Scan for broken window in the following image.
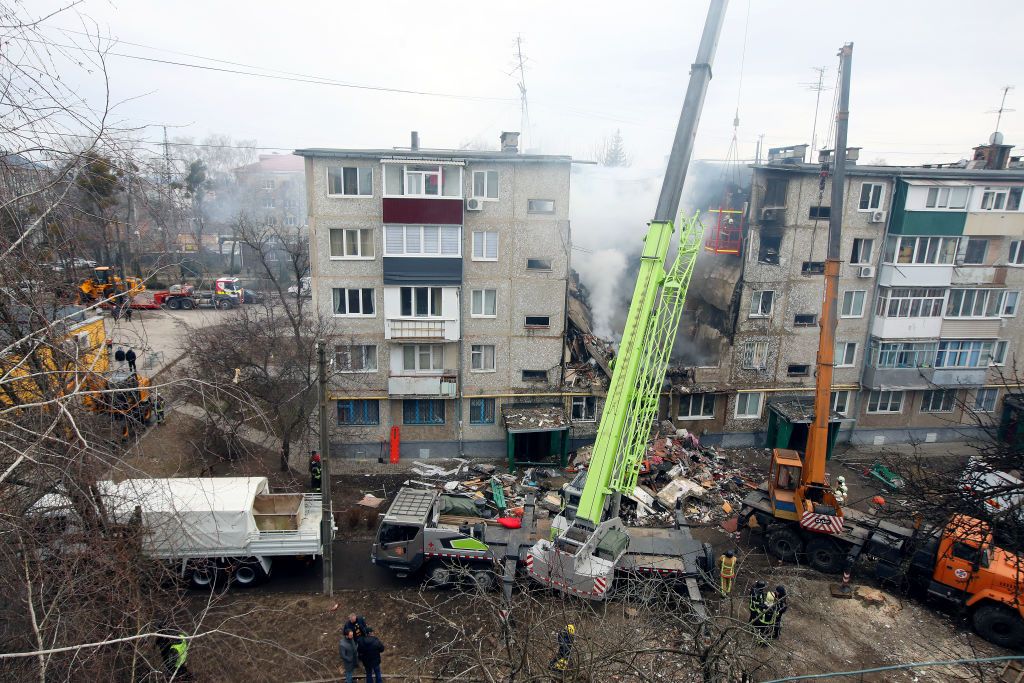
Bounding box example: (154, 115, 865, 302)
(763, 178, 788, 207)
(334, 345, 377, 372)
(378, 523, 419, 545)
(787, 364, 809, 377)
(570, 396, 597, 422)
(809, 206, 831, 220)
(758, 227, 782, 265)
(749, 290, 774, 318)
(801, 261, 825, 275)
(962, 238, 989, 265)
(741, 341, 768, 370)
(794, 313, 817, 326)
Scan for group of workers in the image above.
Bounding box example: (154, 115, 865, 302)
(338, 613, 386, 683)
(720, 550, 789, 644)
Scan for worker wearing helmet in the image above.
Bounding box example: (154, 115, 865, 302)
(719, 550, 737, 595)
(771, 585, 789, 640)
(550, 624, 575, 671)
(748, 580, 767, 624)
(834, 475, 849, 505)
(755, 589, 777, 645)
(309, 451, 322, 492)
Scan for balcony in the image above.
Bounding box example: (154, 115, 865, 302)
(862, 366, 934, 391)
(384, 317, 459, 341)
(388, 373, 457, 397)
(964, 211, 1024, 236)
(877, 263, 953, 288)
(932, 368, 988, 387)
(871, 316, 943, 339)
(940, 318, 1002, 339)
(951, 265, 1006, 286)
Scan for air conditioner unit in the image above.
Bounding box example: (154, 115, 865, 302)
(869, 210, 886, 223)
(858, 265, 876, 278)
(465, 197, 484, 211)
(760, 207, 778, 221)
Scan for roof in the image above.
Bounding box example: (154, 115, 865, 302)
(383, 487, 436, 525)
(294, 147, 571, 164)
(234, 153, 305, 174)
(752, 162, 1024, 182)
(767, 396, 842, 424)
(100, 477, 268, 514)
(502, 404, 570, 433)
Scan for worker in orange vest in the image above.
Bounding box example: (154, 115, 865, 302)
(719, 550, 737, 595)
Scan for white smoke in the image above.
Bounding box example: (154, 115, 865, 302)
(575, 248, 627, 338)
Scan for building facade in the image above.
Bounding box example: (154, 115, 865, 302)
(297, 133, 574, 459)
(672, 138, 1024, 446)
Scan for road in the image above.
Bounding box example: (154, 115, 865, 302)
(263, 540, 412, 594)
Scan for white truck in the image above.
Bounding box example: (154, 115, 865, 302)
(29, 477, 326, 588)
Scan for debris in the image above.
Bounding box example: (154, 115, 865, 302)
(539, 493, 562, 513)
(856, 587, 887, 606)
(358, 494, 385, 508)
(655, 477, 705, 510)
(720, 516, 739, 533)
(473, 463, 497, 476)
(721, 501, 732, 514)
(443, 481, 460, 492)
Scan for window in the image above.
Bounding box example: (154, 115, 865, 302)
(384, 164, 461, 198)
(528, 199, 555, 214)
(851, 238, 874, 265)
(678, 393, 715, 419)
(869, 341, 938, 369)
(867, 390, 904, 414)
(471, 289, 496, 317)
(522, 369, 547, 382)
(962, 239, 989, 265)
(571, 396, 597, 422)
(749, 290, 774, 318)
(735, 392, 763, 419)
(332, 288, 375, 316)
(329, 228, 374, 258)
(525, 315, 550, 328)
(858, 183, 884, 211)
(936, 340, 995, 369)
(469, 398, 495, 424)
(794, 314, 817, 326)
(285, 215, 297, 227)
(991, 340, 1009, 366)
(882, 235, 959, 265)
(841, 290, 866, 318)
(945, 289, 1012, 318)
(1009, 187, 1023, 211)
(337, 399, 380, 425)
(875, 287, 945, 318)
(472, 170, 499, 200)
(741, 341, 768, 370)
(787, 364, 809, 377)
(527, 258, 552, 271)
(263, 179, 275, 191)
(263, 197, 275, 209)
(763, 178, 788, 207)
(403, 399, 445, 424)
(472, 231, 499, 261)
(328, 167, 373, 196)
(402, 344, 444, 372)
(980, 187, 1009, 211)
(921, 389, 956, 413)
(809, 206, 831, 219)
(802, 261, 825, 275)
(835, 342, 857, 367)
(400, 287, 443, 317)
(384, 225, 461, 257)
(925, 186, 970, 209)
(471, 344, 495, 372)
(973, 388, 998, 413)
(758, 227, 783, 264)
(334, 345, 377, 372)
(1010, 241, 1024, 265)
(831, 391, 850, 416)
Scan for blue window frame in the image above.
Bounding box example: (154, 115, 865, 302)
(403, 399, 445, 425)
(469, 398, 495, 424)
(337, 400, 380, 425)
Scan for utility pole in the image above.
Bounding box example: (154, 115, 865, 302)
(317, 340, 334, 596)
(755, 133, 765, 164)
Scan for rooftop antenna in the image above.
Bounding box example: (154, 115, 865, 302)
(987, 85, 1015, 138)
(801, 66, 831, 163)
(511, 35, 530, 151)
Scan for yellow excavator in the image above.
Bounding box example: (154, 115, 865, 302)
(77, 266, 146, 305)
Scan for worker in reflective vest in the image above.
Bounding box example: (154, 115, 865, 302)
(719, 550, 737, 595)
(162, 633, 190, 679)
(748, 580, 767, 623)
(755, 590, 777, 645)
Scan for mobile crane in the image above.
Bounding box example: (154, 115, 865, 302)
(526, 0, 728, 601)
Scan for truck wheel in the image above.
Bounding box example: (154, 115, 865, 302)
(471, 569, 497, 592)
(232, 558, 268, 587)
(766, 527, 804, 563)
(167, 298, 181, 310)
(217, 299, 234, 310)
(426, 565, 451, 587)
(188, 563, 217, 589)
(972, 602, 1024, 648)
(180, 298, 195, 310)
(805, 537, 845, 573)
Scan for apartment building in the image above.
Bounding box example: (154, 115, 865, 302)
(296, 133, 573, 460)
(672, 136, 1024, 447)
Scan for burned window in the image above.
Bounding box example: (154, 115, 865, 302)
(802, 261, 825, 275)
(758, 227, 782, 265)
(809, 206, 831, 219)
(764, 178, 788, 207)
(787, 364, 810, 376)
(794, 314, 817, 326)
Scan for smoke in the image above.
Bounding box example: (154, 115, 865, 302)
(574, 248, 627, 337)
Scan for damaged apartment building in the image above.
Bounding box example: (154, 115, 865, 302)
(298, 133, 603, 463)
(668, 134, 1024, 447)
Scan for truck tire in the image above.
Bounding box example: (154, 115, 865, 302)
(167, 298, 182, 310)
(805, 537, 845, 574)
(426, 564, 452, 587)
(471, 569, 497, 592)
(187, 562, 217, 589)
(180, 298, 195, 310)
(766, 527, 804, 563)
(217, 299, 234, 310)
(972, 602, 1024, 649)
(232, 558, 268, 587)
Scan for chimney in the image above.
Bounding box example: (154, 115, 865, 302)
(972, 132, 1013, 170)
(500, 131, 520, 153)
(410, 131, 420, 151)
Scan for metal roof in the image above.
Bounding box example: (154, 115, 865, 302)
(294, 147, 571, 164)
(383, 488, 436, 525)
(502, 404, 570, 433)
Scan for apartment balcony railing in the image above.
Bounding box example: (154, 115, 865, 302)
(384, 318, 458, 341)
(387, 373, 458, 397)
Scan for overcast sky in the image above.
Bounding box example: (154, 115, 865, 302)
(33, 0, 1024, 168)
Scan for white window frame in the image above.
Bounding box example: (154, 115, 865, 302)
(973, 388, 998, 413)
(921, 389, 956, 414)
(470, 288, 497, 318)
(402, 344, 444, 372)
(936, 340, 995, 369)
(472, 231, 499, 261)
(285, 215, 297, 227)
(329, 228, 375, 260)
(925, 186, 970, 210)
(399, 286, 444, 318)
(331, 290, 376, 319)
(741, 341, 769, 370)
(980, 187, 1009, 211)
(677, 393, 716, 420)
(749, 290, 774, 318)
(835, 342, 857, 368)
(990, 340, 1009, 367)
(867, 390, 904, 414)
(470, 344, 496, 372)
(734, 392, 763, 419)
(383, 225, 461, 258)
(840, 290, 866, 318)
(327, 166, 373, 197)
(472, 170, 499, 201)
(875, 287, 946, 319)
(262, 197, 275, 210)
(334, 345, 377, 373)
(571, 396, 597, 422)
(831, 390, 850, 416)
(883, 235, 959, 265)
(858, 182, 884, 211)
(383, 163, 462, 199)
(945, 289, 1008, 319)
(527, 199, 556, 214)
(851, 238, 874, 265)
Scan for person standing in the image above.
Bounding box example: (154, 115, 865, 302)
(357, 627, 384, 683)
(549, 624, 575, 671)
(771, 585, 789, 640)
(309, 451, 322, 492)
(125, 348, 137, 373)
(747, 580, 767, 624)
(154, 392, 166, 425)
(123, 301, 133, 322)
(719, 550, 737, 595)
(338, 630, 359, 683)
(834, 476, 849, 505)
(755, 590, 776, 646)
(161, 632, 191, 680)
(342, 613, 368, 644)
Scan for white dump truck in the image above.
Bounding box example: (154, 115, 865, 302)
(29, 477, 326, 588)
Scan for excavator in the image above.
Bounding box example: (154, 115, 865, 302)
(526, 0, 728, 601)
(77, 266, 146, 306)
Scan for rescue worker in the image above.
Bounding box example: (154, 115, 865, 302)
(834, 475, 849, 505)
(125, 347, 137, 373)
(719, 550, 737, 595)
(771, 585, 789, 640)
(154, 393, 166, 425)
(549, 624, 575, 671)
(755, 589, 777, 646)
(310, 451, 322, 492)
(161, 632, 191, 679)
(747, 580, 767, 624)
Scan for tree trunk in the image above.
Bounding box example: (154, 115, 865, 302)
(280, 437, 290, 472)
